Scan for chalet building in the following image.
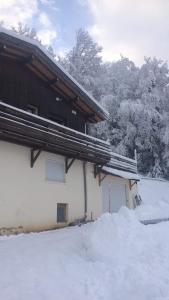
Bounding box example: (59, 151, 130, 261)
(0, 28, 139, 235)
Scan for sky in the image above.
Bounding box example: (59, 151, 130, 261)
(0, 0, 169, 65)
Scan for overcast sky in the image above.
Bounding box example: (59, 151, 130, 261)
(0, 0, 169, 65)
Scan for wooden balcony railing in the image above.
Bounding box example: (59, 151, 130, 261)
(107, 152, 137, 173)
(0, 101, 138, 174)
(0, 101, 111, 164)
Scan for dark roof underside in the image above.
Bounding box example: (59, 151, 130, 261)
(0, 28, 109, 123)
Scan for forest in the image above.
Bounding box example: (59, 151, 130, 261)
(59, 29, 169, 179)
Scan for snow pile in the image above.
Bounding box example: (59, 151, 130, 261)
(84, 209, 169, 299)
(135, 178, 169, 220)
(84, 207, 141, 262)
(138, 177, 169, 206)
(1, 208, 169, 299)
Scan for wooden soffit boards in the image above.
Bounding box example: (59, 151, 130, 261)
(0, 31, 107, 123)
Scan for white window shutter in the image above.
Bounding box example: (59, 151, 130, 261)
(46, 159, 65, 182)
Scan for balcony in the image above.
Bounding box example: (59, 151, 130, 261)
(0, 101, 111, 164)
(107, 152, 137, 174)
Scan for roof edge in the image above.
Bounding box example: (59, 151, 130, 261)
(0, 26, 109, 121)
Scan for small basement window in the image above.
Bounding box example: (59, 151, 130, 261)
(57, 203, 67, 223)
(26, 104, 38, 115)
(45, 159, 65, 182)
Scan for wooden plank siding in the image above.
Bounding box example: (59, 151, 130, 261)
(0, 57, 86, 133)
(0, 30, 109, 122)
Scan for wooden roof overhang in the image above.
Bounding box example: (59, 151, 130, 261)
(101, 168, 139, 179)
(94, 152, 138, 185)
(94, 151, 138, 185)
(97, 167, 139, 186)
(0, 28, 109, 123)
(0, 101, 111, 164)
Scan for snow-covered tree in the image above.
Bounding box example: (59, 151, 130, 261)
(58, 29, 103, 98)
(11, 23, 56, 58)
(60, 29, 169, 178)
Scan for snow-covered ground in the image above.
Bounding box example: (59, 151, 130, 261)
(1, 177, 169, 299)
(1, 208, 169, 300)
(135, 177, 169, 220)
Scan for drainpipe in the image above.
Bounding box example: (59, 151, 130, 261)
(83, 161, 87, 220)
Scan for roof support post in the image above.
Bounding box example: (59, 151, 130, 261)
(31, 148, 42, 168)
(65, 157, 76, 173)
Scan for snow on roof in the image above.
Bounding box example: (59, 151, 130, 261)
(0, 26, 109, 121)
(102, 166, 140, 180)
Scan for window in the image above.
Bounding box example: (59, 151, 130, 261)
(57, 203, 67, 222)
(45, 159, 65, 182)
(26, 104, 38, 115)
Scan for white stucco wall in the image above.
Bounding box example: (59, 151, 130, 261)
(0, 141, 102, 233)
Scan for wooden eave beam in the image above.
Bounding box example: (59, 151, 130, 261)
(47, 77, 59, 86)
(129, 180, 137, 190)
(84, 112, 97, 123)
(94, 164, 104, 178)
(0, 39, 102, 122)
(3, 44, 100, 122)
(71, 96, 79, 103)
(27, 63, 49, 81)
(99, 173, 107, 186)
(65, 157, 76, 173)
(25, 51, 100, 122)
(30, 148, 42, 168)
(0, 44, 6, 54)
(94, 164, 108, 185)
(25, 63, 69, 104)
(50, 84, 90, 117)
(69, 96, 96, 120)
(0, 43, 28, 61)
(20, 54, 34, 65)
(0, 40, 31, 56)
(0, 50, 22, 62)
(86, 113, 95, 119)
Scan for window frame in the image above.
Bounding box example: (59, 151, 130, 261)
(45, 158, 66, 183)
(57, 203, 68, 223)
